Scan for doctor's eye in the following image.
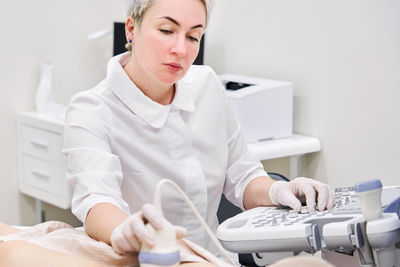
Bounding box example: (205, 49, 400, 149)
(187, 36, 199, 43)
(160, 29, 173, 34)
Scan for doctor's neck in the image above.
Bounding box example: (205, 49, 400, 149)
(123, 59, 176, 106)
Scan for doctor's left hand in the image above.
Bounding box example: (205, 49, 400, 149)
(269, 177, 335, 212)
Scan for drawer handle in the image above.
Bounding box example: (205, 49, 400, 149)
(32, 170, 50, 180)
(30, 139, 49, 149)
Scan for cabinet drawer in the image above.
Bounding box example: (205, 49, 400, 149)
(20, 125, 63, 164)
(21, 155, 67, 196)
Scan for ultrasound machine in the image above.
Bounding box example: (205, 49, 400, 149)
(218, 180, 400, 267)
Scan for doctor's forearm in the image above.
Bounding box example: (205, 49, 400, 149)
(243, 176, 276, 210)
(85, 203, 128, 245)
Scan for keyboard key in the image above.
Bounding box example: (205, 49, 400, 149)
(300, 206, 309, 214)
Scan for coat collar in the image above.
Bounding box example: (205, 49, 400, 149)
(106, 53, 195, 129)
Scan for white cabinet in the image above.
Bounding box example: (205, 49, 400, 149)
(18, 112, 71, 210)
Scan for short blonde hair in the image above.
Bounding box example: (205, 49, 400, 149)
(125, 0, 213, 28)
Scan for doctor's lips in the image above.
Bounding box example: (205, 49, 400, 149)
(164, 62, 183, 72)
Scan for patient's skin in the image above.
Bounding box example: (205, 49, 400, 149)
(0, 240, 107, 267)
(181, 264, 216, 267)
(0, 240, 216, 267)
(0, 222, 216, 267)
(0, 240, 217, 267)
(0, 221, 20, 235)
(271, 256, 335, 267)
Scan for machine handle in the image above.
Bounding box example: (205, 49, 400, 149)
(32, 170, 50, 180)
(30, 139, 49, 149)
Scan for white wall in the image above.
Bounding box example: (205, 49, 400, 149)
(0, 0, 126, 225)
(205, 0, 400, 187)
(1, 0, 399, 225)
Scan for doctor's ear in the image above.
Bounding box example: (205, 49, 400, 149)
(125, 17, 135, 51)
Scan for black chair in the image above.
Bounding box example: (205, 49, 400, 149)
(217, 172, 290, 267)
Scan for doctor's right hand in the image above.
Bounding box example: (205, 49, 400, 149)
(110, 203, 187, 254)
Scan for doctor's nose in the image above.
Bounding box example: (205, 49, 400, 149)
(170, 36, 187, 58)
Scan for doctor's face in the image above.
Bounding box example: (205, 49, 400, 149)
(131, 0, 206, 85)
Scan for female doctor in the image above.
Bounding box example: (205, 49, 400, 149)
(63, 0, 335, 263)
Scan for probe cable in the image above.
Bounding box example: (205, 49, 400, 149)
(153, 179, 235, 265)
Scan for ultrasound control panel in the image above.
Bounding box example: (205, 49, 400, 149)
(217, 186, 400, 254)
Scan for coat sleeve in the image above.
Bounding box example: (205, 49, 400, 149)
(63, 91, 130, 223)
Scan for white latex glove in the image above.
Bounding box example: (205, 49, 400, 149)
(269, 177, 335, 212)
(110, 203, 187, 254)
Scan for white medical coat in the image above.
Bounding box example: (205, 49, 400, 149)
(63, 53, 267, 257)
